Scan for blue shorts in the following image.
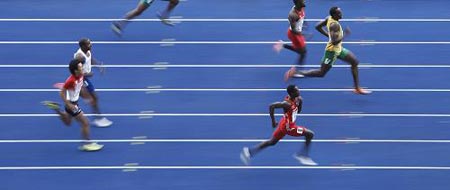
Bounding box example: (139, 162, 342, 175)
(83, 78, 95, 93)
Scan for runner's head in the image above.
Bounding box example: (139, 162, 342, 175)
(329, 6, 342, 20)
(287, 84, 300, 98)
(78, 38, 92, 52)
(74, 53, 86, 64)
(69, 59, 83, 76)
(293, 0, 306, 8)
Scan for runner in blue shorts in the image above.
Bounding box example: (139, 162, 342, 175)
(111, 0, 179, 36)
(75, 38, 113, 127)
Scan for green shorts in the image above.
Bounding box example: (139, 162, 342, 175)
(140, 0, 155, 6)
(321, 48, 350, 65)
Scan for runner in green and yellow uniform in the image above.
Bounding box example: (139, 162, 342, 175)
(285, 7, 371, 95)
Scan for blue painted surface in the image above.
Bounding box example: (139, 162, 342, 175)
(1, 0, 450, 189)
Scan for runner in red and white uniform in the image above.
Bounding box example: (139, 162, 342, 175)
(42, 59, 103, 151)
(274, 0, 308, 66)
(240, 85, 317, 165)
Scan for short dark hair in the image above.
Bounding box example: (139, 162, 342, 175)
(286, 84, 298, 96)
(293, 0, 304, 6)
(78, 38, 90, 47)
(69, 59, 81, 75)
(329, 6, 339, 16)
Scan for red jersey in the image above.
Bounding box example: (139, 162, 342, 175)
(63, 75, 84, 102)
(289, 6, 305, 32)
(283, 96, 300, 124)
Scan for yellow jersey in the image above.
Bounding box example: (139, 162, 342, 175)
(325, 17, 343, 53)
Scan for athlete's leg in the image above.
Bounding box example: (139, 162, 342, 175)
(338, 49, 371, 94)
(74, 112, 104, 151)
(112, 1, 152, 34)
(249, 137, 280, 156)
(292, 127, 317, 165)
(284, 45, 307, 65)
(157, 0, 179, 25)
(274, 31, 307, 65)
(299, 63, 331, 77)
(284, 50, 335, 81)
(240, 137, 279, 165)
(298, 128, 314, 156)
(240, 121, 286, 165)
(285, 31, 307, 65)
(160, 0, 179, 18)
(42, 101, 72, 126)
(74, 112, 91, 141)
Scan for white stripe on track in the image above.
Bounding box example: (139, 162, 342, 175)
(2, 88, 450, 92)
(1, 64, 450, 68)
(0, 139, 449, 143)
(0, 18, 450, 22)
(2, 113, 450, 117)
(0, 165, 449, 170)
(0, 41, 449, 45)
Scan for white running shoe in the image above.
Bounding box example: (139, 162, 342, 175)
(292, 73, 305, 78)
(157, 12, 175, 26)
(293, 155, 318, 166)
(79, 142, 104, 152)
(240, 147, 251, 165)
(93, 117, 113, 127)
(273, 40, 284, 53)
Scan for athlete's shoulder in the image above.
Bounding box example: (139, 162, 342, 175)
(65, 75, 75, 82)
(74, 48, 83, 58)
(288, 8, 299, 20)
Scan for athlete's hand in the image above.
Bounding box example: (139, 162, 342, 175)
(303, 21, 309, 29)
(98, 61, 106, 75)
(65, 103, 77, 112)
(344, 26, 351, 37)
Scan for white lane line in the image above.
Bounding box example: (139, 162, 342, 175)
(0, 165, 449, 170)
(1, 64, 450, 68)
(0, 139, 449, 143)
(0, 18, 449, 22)
(2, 88, 450, 92)
(2, 113, 450, 117)
(0, 41, 449, 45)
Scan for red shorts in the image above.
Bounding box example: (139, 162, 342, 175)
(287, 29, 306, 49)
(272, 117, 307, 140)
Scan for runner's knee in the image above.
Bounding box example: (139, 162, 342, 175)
(317, 71, 327, 77)
(304, 130, 314, 142)
(267, 139, 279, 146)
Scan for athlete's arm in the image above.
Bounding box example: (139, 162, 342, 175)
(288, 12, 300, 34)
(269, 101, 291, 128)
(315, 18, 329, 38)
(74, 52, 94, 77)
(83, 72, 94, 77)
(91, 57, 105, 74)
(297, 97, 303, 113)
(60, 88, 75, 111)
(329, 22, 343, 45)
